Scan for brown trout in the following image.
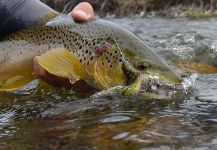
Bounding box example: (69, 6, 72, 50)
(0, 13, 182, 95)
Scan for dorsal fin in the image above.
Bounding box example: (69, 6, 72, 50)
(37, 12, 60, 26)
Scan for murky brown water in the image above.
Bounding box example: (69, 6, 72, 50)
(1, 18, 217, 150)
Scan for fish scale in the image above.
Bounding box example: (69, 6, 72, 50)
(0, 13, 126, 91)
(0, 13, 182, 93)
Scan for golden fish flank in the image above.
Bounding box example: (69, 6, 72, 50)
(0, 13, 182, 92)
(0, 14, 126, 91)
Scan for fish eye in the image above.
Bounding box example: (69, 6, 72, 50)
(136, 61, 153, 71)
(138, 64, 147, 70)
(137, 63, 147, 71)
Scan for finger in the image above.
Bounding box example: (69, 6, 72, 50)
(33, 56, 72, 89)
(68, 2, 94, 22)
(33, 56, 48, 78)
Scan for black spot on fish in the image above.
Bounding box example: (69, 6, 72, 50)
(107, 60, 111, 63)
(65, 45, 70, 50)
(79, 45, 82, 49)
(90, 56, 93, 61)
(80, 59, 82, 63)
(20, 51, 22, 55)
(119, 59, 122, 62)
(114, 51, 117, 53)
(110, 65, 112, 68)
(85, 50, 88, 54)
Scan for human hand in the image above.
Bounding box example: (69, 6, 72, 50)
(33, 2, 94, 89)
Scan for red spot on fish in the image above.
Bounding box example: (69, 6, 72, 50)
(94, 43, 112, 56)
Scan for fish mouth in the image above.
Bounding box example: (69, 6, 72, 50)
(123, 74, 186, 100)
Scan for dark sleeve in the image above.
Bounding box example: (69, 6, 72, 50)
(0, 0, 56, 37)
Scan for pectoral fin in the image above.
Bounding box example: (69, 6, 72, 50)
(37, 48, 90, 84)
(0, 75, 33, 91)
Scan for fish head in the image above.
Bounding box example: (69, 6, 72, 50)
(93, 19, 182, 84)
(133, 59, 181, 84)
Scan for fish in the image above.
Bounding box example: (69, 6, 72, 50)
(0, 12, 182, 96)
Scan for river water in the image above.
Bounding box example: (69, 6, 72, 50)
(0, 18, 217, 150)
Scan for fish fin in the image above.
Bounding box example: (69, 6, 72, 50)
(176, 61, 217, 73)
(37, 12, 59, 26)
(37, 48, 90, 83)
(93, 46, 126, 89)
(86, 17, 96, 22)
(0, 75, 33, 91)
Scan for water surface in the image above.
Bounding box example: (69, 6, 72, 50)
(1, 18, 217, 150)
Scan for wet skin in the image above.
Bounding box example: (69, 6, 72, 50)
(33, 2, 94, 89)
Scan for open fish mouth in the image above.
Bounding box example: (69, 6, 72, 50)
(123, 74, 190, 100)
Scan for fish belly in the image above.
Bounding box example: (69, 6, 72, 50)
(0, 40, 50, 91)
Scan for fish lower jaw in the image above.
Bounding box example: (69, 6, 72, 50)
(129, 75, 184, 99)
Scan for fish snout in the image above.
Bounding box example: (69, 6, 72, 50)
(135, 60, 182, 84)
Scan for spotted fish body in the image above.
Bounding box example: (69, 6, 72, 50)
(0, 13, 182, 93)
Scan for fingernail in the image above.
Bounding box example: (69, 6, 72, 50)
(75, 10, 88, 18)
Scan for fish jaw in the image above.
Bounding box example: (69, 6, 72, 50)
(121, 73, 144, 96)
(121, 73, 182, 100)
(120, 61, 183, 99)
